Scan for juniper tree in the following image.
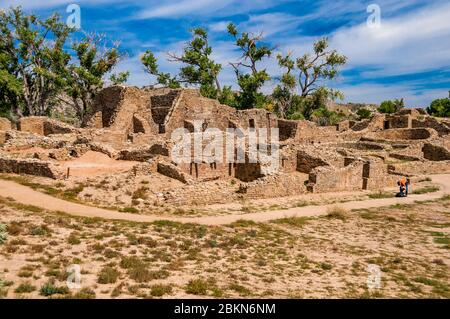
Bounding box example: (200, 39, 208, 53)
(0, 7, 72, 118)
(227, 23, 272, 109)
(274, 38, 347, 119)
(378, 98, 404, 114)
(65, 33, 127, 122)
(427, 92, 450, 117)
(167, 27, 222, 99)
(272, 53, 297, 118)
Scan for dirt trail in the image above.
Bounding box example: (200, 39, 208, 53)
(0, 174, 449, 225)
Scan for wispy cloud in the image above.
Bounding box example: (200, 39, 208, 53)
(136, 0, 235, 19)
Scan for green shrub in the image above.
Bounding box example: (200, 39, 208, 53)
(67, 233, 81, 245)
(378, 98, 404, 114)
(185, 278, 209, 295)
(40, 282, 69, 296)
(97, 267, 120, 284)
(427, 94, 450, 117)
(120, 256, 144, 269)
(73, 287, 96, 299)
(30, 225, 51, 236)
(15, 282, 36, 293)
(356, 108, 372, 119)
(150, 284, 173, 297)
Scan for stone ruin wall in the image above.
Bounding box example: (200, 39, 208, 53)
(17, 117, 76, 136)
(422, 143, 450, 161)
(0, 156, 64, 179)
(0, 118, 12, 131)
(1, 86, 450, 200)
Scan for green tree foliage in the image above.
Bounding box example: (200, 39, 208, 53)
(378, 98, 404, 114)
(272, 54, 296, 118)
(65, 33, 126, 122)
(356, 108, 372, 119)
(0, 7, 72, 118)
(427, 91, 450, 117)
(110, 71, 130, 85)
(0, 8, 127, 123)
(304, 87, 344, 125)
(274, 38, 346, 120)
(296, 38, 347, 98)
(227, 23, 272, 109)
(141, 50, 180, 89)
(168, 28, 222, 99)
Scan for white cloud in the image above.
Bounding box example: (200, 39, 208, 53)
(208, 21, 230, 33)
(136, 0, 235, 19)
(337, 82, 448, 108)
(330, 1, 450, 76)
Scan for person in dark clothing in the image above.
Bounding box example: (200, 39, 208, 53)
(405, 178, 410, 196)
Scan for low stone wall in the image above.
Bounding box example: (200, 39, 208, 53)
(0, 131, 6, 146)
(351, 114, 385, 132)
(278, 119, 299, 141)
(422, 143, 450, 161)
(161, 180, 237, 206)
(0, 156, 64, 179)
(118, 143, 169, 161)
(18, 117, 76, 136)
(157, 162, 193, 184)
(296, 150, 330, 173)
(308, 161, 365, 193)
(0, 117, 12, 131)
(392, 160, 450, 175)
(238, 173, 308, 199)
(385, 115, 412, 129)
(370, 128, 437, 141)
(412, 117, 450, 136)
(44, 119, 76, 135)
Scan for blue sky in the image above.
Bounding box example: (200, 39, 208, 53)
(2, 0, 450, 107)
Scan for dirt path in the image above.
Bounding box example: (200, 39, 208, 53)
(1, 174, 449, 225)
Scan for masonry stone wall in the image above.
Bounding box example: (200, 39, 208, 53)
(422, 143, 450, 161)
(296, 150, 330, 173)
(157, 161, 193, 184)
(385, 115, 412, 129)
(0, 117, 12, 131)
(412, 117, 450, 136)
(392, 160, 450, 175)
(351, 114, 385, 132)
(118, 143, 169, 161)
(308, 160, 365, 193)
(278, 120, 299, 141)
(18, 117, 76, 136)
(0, 155, 64, 179)
(370, 128, 436, 141)
(238, 173, 308, 199)
(18, 117, 46, 135)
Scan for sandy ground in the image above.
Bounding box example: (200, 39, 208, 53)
(59, 151, 138, 177)
(0, 174, 448, 225)
(0, 190, 448, 299)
